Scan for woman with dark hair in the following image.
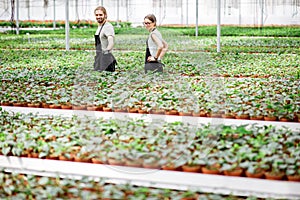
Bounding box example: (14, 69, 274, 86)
(144, 14, 168, 73)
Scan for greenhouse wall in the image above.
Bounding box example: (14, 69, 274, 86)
(0, 0, 299, 26)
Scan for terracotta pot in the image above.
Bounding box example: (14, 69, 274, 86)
(142, 163, 161, 169)
(107, 158, 125, 166)
(114, 108, 127, 113)
(125, 159, 143, 168)
(245, 170, 265, 179)
(224, 168, 243, 177)
(20, 153, 29, 158)
(264, 116, 278, 121)
(201, 166, 220, 175)
(28, 153, 39, 158)
(138, 109, 149, 114)
(74, 156, 91, 163)
(181, 196, 198, 200)
(49, 104, 61, 109)
(279, 117, 292, 122)
(96, 105, 103, 111)
(222, 114, 235, 119)
(87, 106, 98, 111)
(192, 112, 201, 117)
(91, 158, 107, 164)
(1, 102, 12, 106)
(150, 110, 165, 115)
(165, 110, 179, 115)
(250, 116, 264, 120)
(210, 113, 222, 118)
(182, 165, 201, 173)
(264, 171, 285, 180)
(61, 105, 72, 109)
(42, 103, 50, 108)
(192, 111, 206, 117)
(178, 112, 192, 116)
(179, 112, 193, 116)
(59, 155, 73, 161)
(127, 108, 138, 113)
(287, 175, 300, 182)
(162, 164, 182, 171)
(46, 155, 59, 160)
(27, 103, 40, 108)
(13, 102, 25, 107)
(235, 114, 250, 120)
(250, 74, 259, 78)
(72, 105, 86, 110)
(103, 107, 112, 112)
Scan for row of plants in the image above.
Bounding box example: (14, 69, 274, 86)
(1, 62, 299, 121)
(0, 20, 131, 28)
(2, 20, 299, 37)
(0, 171, 264, 200)
(0, 108, 299, 181)
(1, 27, 300, 54)
(177, 25, 300, 37)
(0, 50, 300, 79)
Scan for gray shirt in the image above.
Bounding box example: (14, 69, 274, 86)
(147, 29, 163, 57)
(95, 22, 115, 52)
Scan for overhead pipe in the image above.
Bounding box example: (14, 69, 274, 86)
(65, 0, 70, 51)
(16, 0, 19, 35)
(217, 0, 221, 53)
(53, 0, 56, 29)
(195, 0, 198, 37)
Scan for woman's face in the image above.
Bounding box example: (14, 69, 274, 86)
(143, 18, 155, 31)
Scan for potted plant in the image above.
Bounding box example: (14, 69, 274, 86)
(220, 151, 244, 177)
(148, 98, 165, 114)
(106, 148, 125, 166)
(263, 156, 287, 180)
(181, 151, 202, 173)
(248, 102, 264, 120)
(161, 149, 186, 171)
(221, 103, 236, 119)
(73, 146, 92, 163)
(285, 157, 300, 182)
(190, 96, 206, 117)
(142, 152, 162, 169)
(126, 96, 139, 113)
(201, 152, 221, 175)
(124, 149, 144, 168)
(59, 96, 72, 109)
(48, 99, 61, 109)
(242, 160, 269, 179)
(262, 100, 280, 121)
(277, 102, 296, 122)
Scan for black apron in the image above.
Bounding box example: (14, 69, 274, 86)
(144, 32, 164, 73)
(94, 24, 116, 72)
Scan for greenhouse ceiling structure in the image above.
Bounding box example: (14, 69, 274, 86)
(1, 0, 299, 25)
(2, 0, 299, 51)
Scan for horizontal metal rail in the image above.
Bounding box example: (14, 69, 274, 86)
(0, 156, 299, 199)
(1, 106, 300, 130)
(1, 106, 300, 199)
